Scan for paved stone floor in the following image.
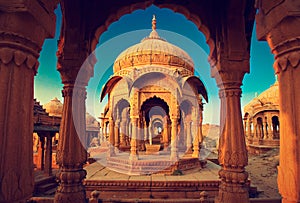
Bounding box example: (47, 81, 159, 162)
(84, 158, 221, 200)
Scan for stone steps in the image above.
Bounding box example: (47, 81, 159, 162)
(34, 174, 58, 197)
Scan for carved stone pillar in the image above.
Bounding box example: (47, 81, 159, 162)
(170, 117, 179, 161)
(214, 72, 249, 203)
(199, 110, 204, 144)
(54, 84, 88, 202)
(185, 121, 192, 153)
(263, 119, 268, 140)
(256, 1, 300, 201)
(44, 133, 54, 176)
(120, 121, 127, 147)
(275, 41, 300, 203)
(54, 42, 94, 203)
(114, 120, 120, 153)
(247, 119, 252, 138)
(163, 117, 169, 151)
(108, 117, 115, 156)
(192, 106, 200, 158)
(38, 136, 46, 170)
(129, 117, 139, 160)
(192, 121, 200, 158)
(267, 117, 273, 139)
(253, 120, 258, 139)
(104, 123, 107, 139)
(0, 2, 56, 202)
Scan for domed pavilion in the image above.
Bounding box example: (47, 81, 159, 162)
(243, 81, 280, 154)
(99, 16, 208, 174)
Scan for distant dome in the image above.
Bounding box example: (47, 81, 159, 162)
(44, 97, 63, 117)
(113, 16, 194, 74)
(244, 81, 279, 115)
(86, 112, 99, 131)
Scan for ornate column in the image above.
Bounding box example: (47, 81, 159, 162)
(129, 117, 139, 160)
(163, 117, 169, 151)
(0, 1, 57, 202)
(192, 107, 200, 158)
(256, 1, 300, 202)
(54, 25, 94, 202)
(263, 118, 268, 140)
(247, 119, 252, 138)
(120, 120, 127, 147)
(192, 121, 200, 158)
(253, 120, 258, 139)
(55, 84, 88, 202)
(103, 123, 107, 139)
(114, 120, 120, 153)
(185, 121, 192, 153)
(44, 132, 54, 176)
(38, 135, 46, 170)
(213, 70, 249, 203)
(199, 109, 204, 144)
(108, 117, 115, 156)
(267, 117, 273, 139)
(170, 117, 179, 161)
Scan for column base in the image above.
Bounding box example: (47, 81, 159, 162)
(215, 183, 249, 203)
(54, 191, 86, 203)
(192, 151, 199, 158)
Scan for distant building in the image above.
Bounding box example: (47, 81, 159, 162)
(243, 81, 280, 154)
(99, 16, 208, 162)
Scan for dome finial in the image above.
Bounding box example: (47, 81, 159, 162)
(152, 14, 156, 30)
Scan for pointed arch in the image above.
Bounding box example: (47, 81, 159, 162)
(100, 76, 132, 102)
(128, 72, 182, 97)
(182, 76, 208, 102)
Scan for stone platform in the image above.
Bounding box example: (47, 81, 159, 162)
(83, 160, 221, 201)
(106, 153, 202, 175)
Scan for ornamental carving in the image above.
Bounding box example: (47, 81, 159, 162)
(0, 47, 38, 72)
(274, 50, 300, 73)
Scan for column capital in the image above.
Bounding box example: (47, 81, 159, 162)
(0, 0, 57, 44)
(62, 85, 87, 98)
(219, 87, 242, 99)
(212, 66, 247, 88)
(256, 0, 300, 43)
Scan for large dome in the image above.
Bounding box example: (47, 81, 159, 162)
(244, 81, 279, 115)
(44, 97, 63, 117)
(113, 16, 194, 74)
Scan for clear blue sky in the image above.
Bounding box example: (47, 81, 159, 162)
(35, 5, 276, 124)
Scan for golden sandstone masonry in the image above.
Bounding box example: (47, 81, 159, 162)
(0, 1, 299, 203)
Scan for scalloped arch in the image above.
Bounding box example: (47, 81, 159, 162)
(90, 2, 216, 65)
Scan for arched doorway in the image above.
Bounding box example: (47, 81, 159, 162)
(141, 96, 170, 151)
